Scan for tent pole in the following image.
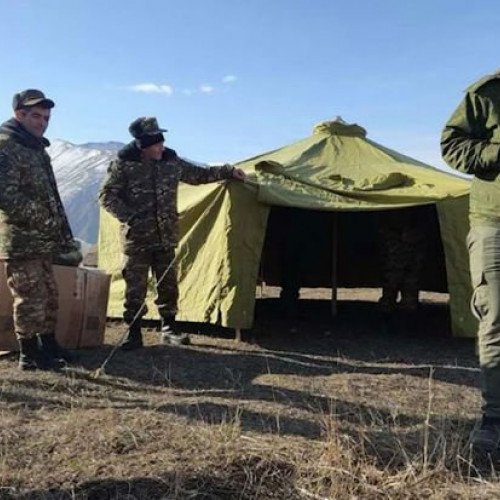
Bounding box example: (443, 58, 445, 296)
(331, 213, 338, 317)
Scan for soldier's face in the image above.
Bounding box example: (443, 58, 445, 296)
(15, 106, 51, 138)
(141, 141, 164, 161)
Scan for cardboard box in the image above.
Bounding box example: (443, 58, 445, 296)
(0, 264, 111, 351)
(80, 267, 111, 348)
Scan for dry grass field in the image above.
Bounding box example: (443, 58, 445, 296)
(0, 288, 498, 499)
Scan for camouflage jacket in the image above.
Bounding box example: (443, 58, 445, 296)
(99, 142, 234, 253)
(0, 119, 75, 260)
(441, 72, 500, 223)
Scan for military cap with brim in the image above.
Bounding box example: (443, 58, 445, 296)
(129, 117, 167, 139)
(12, 89, 55, 110)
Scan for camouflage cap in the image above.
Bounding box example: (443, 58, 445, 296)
(13, 89, 55, 110)
(129, 117, 168, 139)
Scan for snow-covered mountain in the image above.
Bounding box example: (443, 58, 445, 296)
(79, 141, 124, 152)
(48, 139, 122, 244)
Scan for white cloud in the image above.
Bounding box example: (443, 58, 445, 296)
(126, 78, 234, 97)
(128, 83, 173, 95)
(199, 85, 215, 94)
(222, 74, 237, 84)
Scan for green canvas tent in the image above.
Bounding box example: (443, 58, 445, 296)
(98, 118, 474, 337)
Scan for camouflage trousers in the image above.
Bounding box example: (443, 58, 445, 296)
(468, 224, 500, 418)
(4, 257, 58, 339)
(122, 248, 177, 324)
(378, 231, 426, 311)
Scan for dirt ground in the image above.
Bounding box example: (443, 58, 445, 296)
(1, 288, 496, 499)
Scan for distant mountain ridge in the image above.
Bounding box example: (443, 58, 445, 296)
(79, 141, 125, 152)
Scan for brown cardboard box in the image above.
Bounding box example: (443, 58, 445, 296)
(0, 264, 110, 351)
(0, 265, 17, 352)
(80, 267, 111, 348)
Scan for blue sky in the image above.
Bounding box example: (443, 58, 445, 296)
(1, 0, 499, 167)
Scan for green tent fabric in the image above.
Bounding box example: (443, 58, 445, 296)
(98, 118, 474, 337)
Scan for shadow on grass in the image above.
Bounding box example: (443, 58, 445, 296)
(7, 456, 298, 499)
(77, 328, 478, 395)
(157, 400, 323, 439)
(252, 298, 474, 359)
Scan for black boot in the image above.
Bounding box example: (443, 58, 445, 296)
(18, 336, 63, 372)
(121, 322, 143, 350)
(160, 317, 190, 346)
(38, 333, 76, 364)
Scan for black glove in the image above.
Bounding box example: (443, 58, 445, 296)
(53, 239, 83, 267)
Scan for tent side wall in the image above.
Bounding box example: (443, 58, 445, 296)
(437, 196, 477, 337)
(215, 183, 269, 328)
(97, 208, 126, 319)
(176, 182, 268, 329)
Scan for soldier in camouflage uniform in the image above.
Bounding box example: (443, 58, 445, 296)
(99, 117, 245, 349)
(442, 70, 500, 453)
(0, 89, 82, 371)
(377, 208, 427, 313)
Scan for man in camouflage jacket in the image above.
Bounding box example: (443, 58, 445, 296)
(99, 117, 245, 348)
(442, 70, 500, 453)
(0, 89, 81, 371)
(376, 207, 428, 314)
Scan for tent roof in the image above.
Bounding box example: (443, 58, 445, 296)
(231, 117, 469, 211)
